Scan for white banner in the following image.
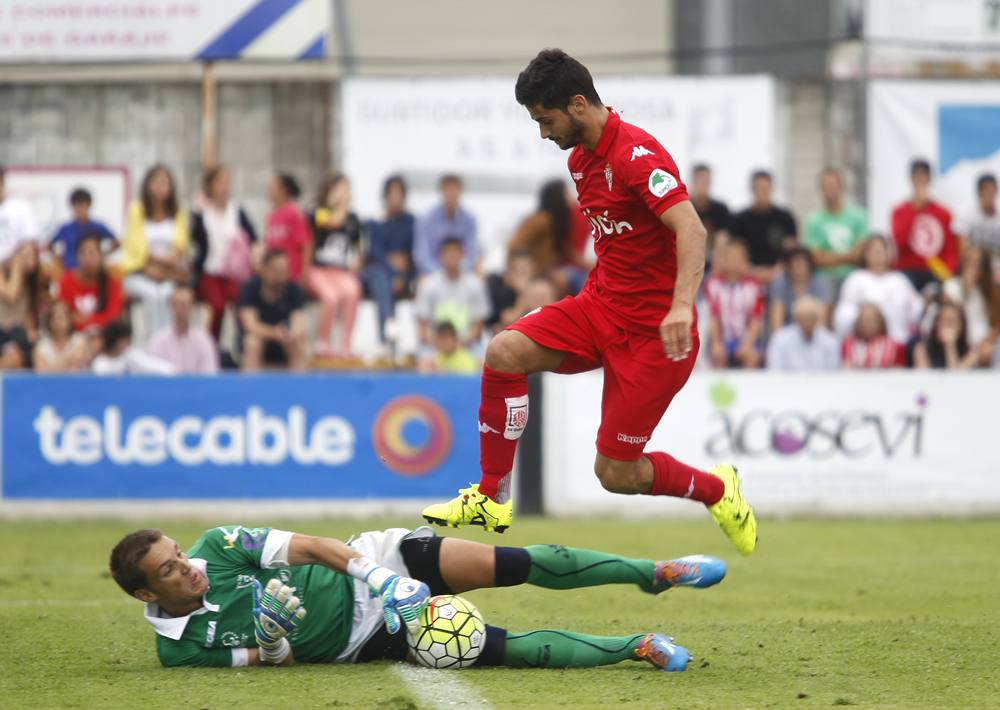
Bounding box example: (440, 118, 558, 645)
(4, 166, 129, 239)
(342, 76, 775, 271)
(0, 0, 329, 61)
(543, 371, 1000, 516)
(868, 80, 1000, 236)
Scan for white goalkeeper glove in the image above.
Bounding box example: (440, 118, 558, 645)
(347, 557, 430, 635)
(251, 578, 307, 664)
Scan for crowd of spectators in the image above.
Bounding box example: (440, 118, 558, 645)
(0, 155, 997, 377)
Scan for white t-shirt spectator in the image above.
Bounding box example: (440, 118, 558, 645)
(833, 270, 924, 344)
(414, 271, 490, 340)
(0, 195, 41, 262)
(148, 324, 219, 374)
(942, 277, 991, 345)
(766, 324, 840, 371)
(954, 205, 1000, 278)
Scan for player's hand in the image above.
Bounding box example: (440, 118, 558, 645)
(659, 305, 693, 362)
(251, 578, 307, 649)
(377, 574, 430, 635)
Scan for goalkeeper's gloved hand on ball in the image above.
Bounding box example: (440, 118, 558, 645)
(377, 574, 431, 635)
(251, 577, 307, 664)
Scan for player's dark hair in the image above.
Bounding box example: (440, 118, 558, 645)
(538, 179, 571, 258)
(110, 529, 163, 596)
(977, 173, 997, 193)
(101, 320, 132, 353)
(434, 320, 458, 338)
(750, 169, 772, 184)
(692, 164, 711, 175)
(515, 48, 601, 110)
(910, 159, 932, 177)
(69, 187, 92, 206)
(75, 232, 110, 312)
(439, 174, 462, 189)
(276, 172, 301, 200)
(140, 164, 178, 219)
(439, 236, 464, 253)
(262, 248, 289, 266)
(383, 174, 407, 199)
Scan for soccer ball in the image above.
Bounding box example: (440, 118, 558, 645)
(408, 594, 486, 669)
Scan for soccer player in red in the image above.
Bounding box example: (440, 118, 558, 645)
(422, 49, 757, 555)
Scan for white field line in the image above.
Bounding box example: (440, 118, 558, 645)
(392, 663, 493, 709)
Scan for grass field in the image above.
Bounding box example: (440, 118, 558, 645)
(3, 516, 999, 709)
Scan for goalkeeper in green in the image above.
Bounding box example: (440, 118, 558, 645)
(110, 525, 727, 672)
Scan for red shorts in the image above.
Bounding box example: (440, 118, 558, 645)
(508, 291, 698, 461)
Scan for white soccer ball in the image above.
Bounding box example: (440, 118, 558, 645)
(408, 594, 486, 670)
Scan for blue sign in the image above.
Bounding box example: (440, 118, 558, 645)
(1, 374, 478, 499)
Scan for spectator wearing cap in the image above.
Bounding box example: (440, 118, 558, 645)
(805, 167, 867, 292)
(148, 285, 218, 374)
(121, 164, 189, 337)
(92, 320, 175, 375)
(414, 175, 478, 276)
(768, 247, 831, 334)
(834, 236, 924, 345)
(238, 249, 307, 372)
(362, 175, 416, 345)
(704, 239, 764, 369)
(0, 165, 42, 264)
(766, 296, 840, 371)
(50, 187, 117, 271)
(890, 159, 959, 291)
(841, 303, 904, 369)
(33, 300, 89, 373)
(728, 170, 798, 284)
(191, 164, 257, 341)
(414, 237, 490, 360)
(689, 164, 731, 275)
(265, 172, 311, 284)
(57, 232, 124, 332)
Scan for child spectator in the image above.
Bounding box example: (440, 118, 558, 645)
(362, 175, 415, 345)
(768, 247, 831, 333)
(50, 188, 117, 270)
(913, 302, 980, 370)
(148, 285, 218, 374)
(890, 159, 959, 291)
(414, 175, 478, 276)
(307, 174, 363, 359)
(191, 164, 257, 341)
(766, 296, 839, 371)
(728, 170, 798, 284)
(414, 237, 490, 353)
(33, 300, 89, 373)
(0, 243, 40, 369)
(121, 165, 189, 337)
(942, 246, 995, 348)
(58, 233, 124, 332)
(841, 303, 904, 369)
(705, 239, 764, 369)
(238, 250, 307, 372)
(834, 236, 924, 345)
(423, 321, 479, 374)
(92, 320, 175, 375)
(805, 167, 867, 290)
(265, 173, 311, 284)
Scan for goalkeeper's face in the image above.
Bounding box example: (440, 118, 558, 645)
(137, 536, 210, 605)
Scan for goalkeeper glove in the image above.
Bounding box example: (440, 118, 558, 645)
(347, 556, 430, 635)
(251, 577, 307, 664)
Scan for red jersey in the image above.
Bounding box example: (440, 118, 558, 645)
(57, 270, 124, 331)
(890, 200, 959, 276)
(569, 108, 689, 334)
(266, 203, 311, 280)
(704, 274, 764, 343)
(841, 334, 904, 369)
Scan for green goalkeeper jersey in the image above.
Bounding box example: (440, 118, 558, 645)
(145, 526, 354, 667)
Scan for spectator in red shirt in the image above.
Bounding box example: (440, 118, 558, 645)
(57, 233, 124, 332)
(841, 303, 904, 369)
(265, 173, 311, 283)
(705, 239, 764, 369)
(890, 159, 959, 292)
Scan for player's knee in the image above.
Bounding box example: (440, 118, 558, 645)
(484, 331, 522, 373)
(594, 458, 644, 494)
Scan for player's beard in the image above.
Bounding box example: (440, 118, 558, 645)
(560, 114, 585, 150)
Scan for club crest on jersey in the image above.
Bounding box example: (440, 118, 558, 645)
(604, 163, 613, 191)
(648, 168, 678, 198)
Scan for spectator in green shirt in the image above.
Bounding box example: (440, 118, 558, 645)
(805, 168, 867, 289)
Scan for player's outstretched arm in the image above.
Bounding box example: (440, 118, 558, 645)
(659, 201, 707, 362)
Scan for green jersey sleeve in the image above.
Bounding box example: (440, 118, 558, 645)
(156, 636, 241, 668)
(188, 526, 291, 570)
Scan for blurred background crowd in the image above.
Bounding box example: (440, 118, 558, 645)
(0, 155, 997, 376)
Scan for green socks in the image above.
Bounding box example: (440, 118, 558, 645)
(502, 629, 645, 668)
(525, 544, 656, 593)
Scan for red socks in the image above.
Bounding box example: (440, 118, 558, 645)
(477, 367, 528, 503)
(645, 451, 724, 506)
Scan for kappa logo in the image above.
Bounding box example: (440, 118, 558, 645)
(648, 168, 678, 198)
(630, 145, 654, 161)
(478, 421, 500, 435)
(616, 432, 649, 445)
(571, 171, 584, 181)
